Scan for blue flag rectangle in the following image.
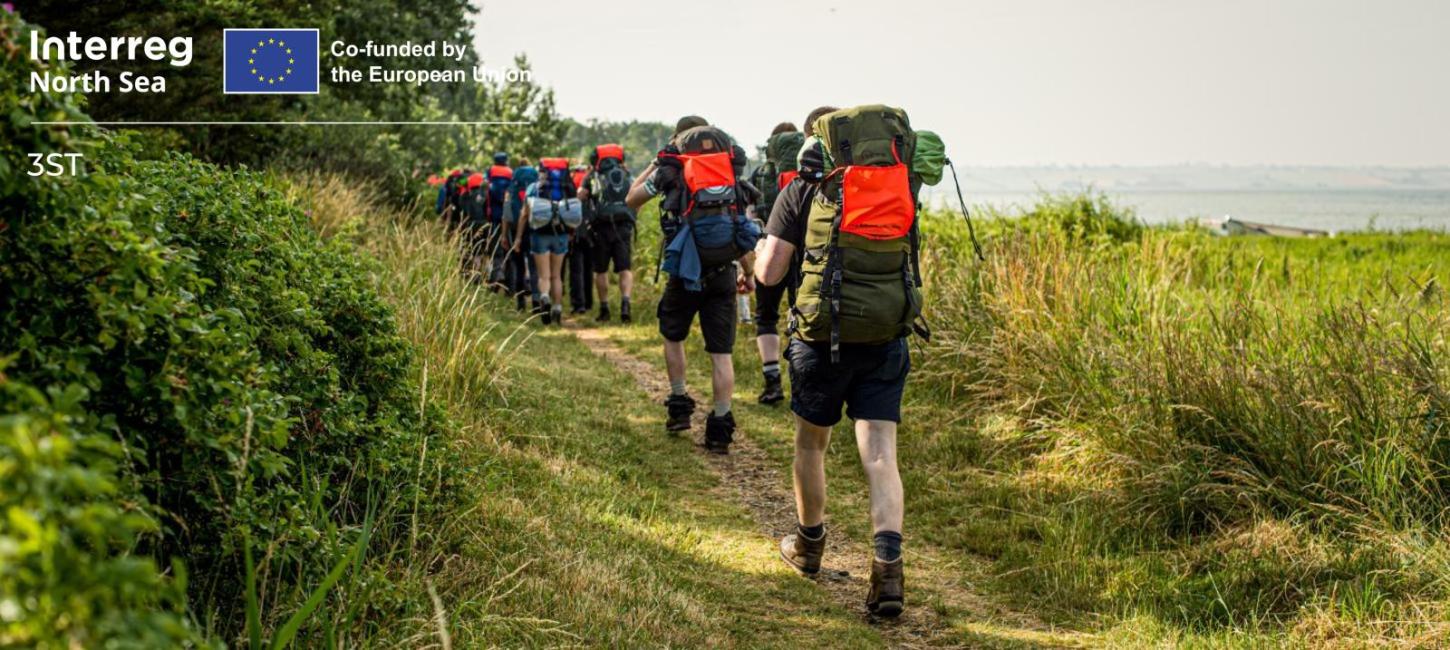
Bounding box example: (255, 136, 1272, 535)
(223, 29, 319, 94)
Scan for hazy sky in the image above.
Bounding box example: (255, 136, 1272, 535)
(472, 0, 1449, 166)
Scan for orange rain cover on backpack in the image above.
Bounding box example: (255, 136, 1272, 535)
(466, 172, 485, 189)
(487, 164, 513, 180)
(840, 163, 913, 240)
(539, 157, 570, 171)
(777, 170, 799, 190)
(681, 151, 736, 211)
(594, 144, 624, 168)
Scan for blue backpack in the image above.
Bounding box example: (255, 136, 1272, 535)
(537, 158, 575, 201)
(508, 165, 539, 224)
(485, 164, 513, 223)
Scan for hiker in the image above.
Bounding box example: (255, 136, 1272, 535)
(566, 164, 596, 315)
(484, 153, 515, 291)
(506, 158, 541, 312)
(747, 122, 807, 405)
(436, 168, 462, 219)
(756, 105, 930, 618)
(626, 116, 762, 453)
(516, 157, 582, 325)
(578, 143, 636, 323)
(461, 169, 490, 280)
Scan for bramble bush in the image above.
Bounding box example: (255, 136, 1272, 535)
(2, 12, 455, 646)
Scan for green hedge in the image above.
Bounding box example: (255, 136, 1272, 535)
(2, 12, 453, 646)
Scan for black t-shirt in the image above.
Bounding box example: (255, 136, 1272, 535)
(765, 179, 815, 248)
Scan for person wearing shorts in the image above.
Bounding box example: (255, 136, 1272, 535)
(516, 181, 571, 325)
(753, 106, 910, 618)
(625, 116, 759, 453)
(589, 218, 634, 322)
(579, 154, 637, 323)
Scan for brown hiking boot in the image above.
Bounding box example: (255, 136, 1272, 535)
(779, 530, 826, 575)
(866, 557, 904, 617)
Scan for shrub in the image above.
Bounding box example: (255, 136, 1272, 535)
(2, 12, 453, 645)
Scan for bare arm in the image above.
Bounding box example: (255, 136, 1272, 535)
(754, 235, 796, 287)
(514, 204, 528, 249)
(625, 162, 657, 210)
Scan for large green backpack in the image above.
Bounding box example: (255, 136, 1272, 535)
(751, 131, 806, 217)
(788, 105, 926, 360)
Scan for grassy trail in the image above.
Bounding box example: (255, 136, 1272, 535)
(563, 320, 1091, 648)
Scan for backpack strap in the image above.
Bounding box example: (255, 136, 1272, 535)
(784, 185, 815, 341)
(947, 159, 986, 262)
(821, 179, 847, 364)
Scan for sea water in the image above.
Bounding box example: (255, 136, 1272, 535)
(948, 190, 1450, 233)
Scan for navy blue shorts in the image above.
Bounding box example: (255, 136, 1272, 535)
(787, 337, 910, 427)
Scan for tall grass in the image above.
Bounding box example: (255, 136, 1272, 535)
(912, 194, 1450, 639)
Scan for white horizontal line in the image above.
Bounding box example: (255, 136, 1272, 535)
(34, 121, 533, 126)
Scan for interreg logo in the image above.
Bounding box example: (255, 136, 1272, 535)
(223, 29, 319, 94)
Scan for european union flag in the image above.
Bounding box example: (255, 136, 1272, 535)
(223, 29, 319, 94)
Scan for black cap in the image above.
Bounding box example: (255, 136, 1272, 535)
(674, 115, 708, 135)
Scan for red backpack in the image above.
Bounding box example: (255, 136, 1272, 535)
(665, 126, 740, 217)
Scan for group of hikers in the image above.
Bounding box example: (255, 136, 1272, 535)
(435, 147, 637, 326)
(436, 105, 956, 619)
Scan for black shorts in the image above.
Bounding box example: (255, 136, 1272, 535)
(754, 279, 787, 337)
(657, 266, 737, 354)
(787, 337, 910, 427)
(590, 220, 634, 274)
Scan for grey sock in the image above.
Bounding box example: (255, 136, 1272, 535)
(670, 379, 687, 396)
(713, 401, 731, 417)
(874, 531, 902, 563)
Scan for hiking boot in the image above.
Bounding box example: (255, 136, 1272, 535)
(550, 304, 563, 326)
(866, 557, 905, 618)
(664, 394, 695, 434)
(779, 529, 826, 575)
(597, 305, 611, 323)
(620, 300, 632, 323)
(704, 411, 735, 454)
(539, 298, 553, 325)
(571, 305, 588, 315)
(757, 374, 784, 405)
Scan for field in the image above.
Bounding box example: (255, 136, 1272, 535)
(7, 8, 1450, 644)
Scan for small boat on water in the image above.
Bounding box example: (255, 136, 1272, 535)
(1201, 217, 1333, 238)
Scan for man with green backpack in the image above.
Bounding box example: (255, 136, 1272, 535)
(748, 121, 808, 405)
(755, 105, 948, 618)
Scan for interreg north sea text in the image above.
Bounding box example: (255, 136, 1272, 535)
(29, 31, 192, 93)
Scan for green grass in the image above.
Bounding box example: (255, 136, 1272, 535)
(596, 195, 1450, 646)
(296, 176, 885, 647)
(302, 180, 1450, 646)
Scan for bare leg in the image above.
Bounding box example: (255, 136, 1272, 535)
(709, 352, 734, 413)
(793, 415, 832, 527)
(756, 333, 780, 366)
(664, 339, 687, 386)
(620, 269, 634, 301)
(532, 253, 551, 301)
(548, 253, 565, 305)
(855, 419, 903, 534)
(594, 271, 610, 305)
